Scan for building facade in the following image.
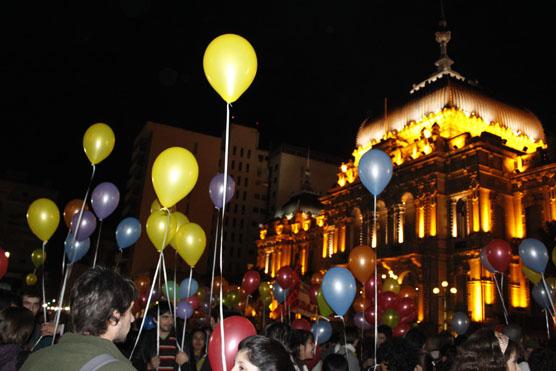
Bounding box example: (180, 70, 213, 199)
(256, 24, 556, 328)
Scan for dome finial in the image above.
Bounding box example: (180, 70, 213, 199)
(434, 0, 454, 72)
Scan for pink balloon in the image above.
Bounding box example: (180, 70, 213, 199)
(208, 316, 256, 371)
(185, 295, 200, 310)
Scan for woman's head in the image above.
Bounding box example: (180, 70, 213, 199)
(232, 335, 295, 371)
(264, 322, 293, 352)
(291, 329, 315, 361)
(0, 307, 35, 345)
(451, 328, 508, 371)
(191, 328, 207, 354)
(322, 353, 348, 371)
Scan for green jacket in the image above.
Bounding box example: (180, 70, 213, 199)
(21, 332, 136, 371)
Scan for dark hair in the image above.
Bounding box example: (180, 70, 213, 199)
(147, 300, 172, 318)
(290, 329, 315, 360)
(450, 328, 506, 371)
(338, 326, 359, 345)
(188, 328, 208, 367)
(264, 322, 293, 352)
(237, 335, 295, 371)
(0, 307, 35, 345)
(70, 266, 136, 336)
(529, 347, 556, 371)
(378, 324, 393, 338)
(0, 289, 21, 311)
(322, 353, 348, 371)
(377, 337, 418, 371)
(19, 286, 41, 301)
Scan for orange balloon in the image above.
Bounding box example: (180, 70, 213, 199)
(310, 271, 324, 287)
(352, 295, 368, 313)
(134, 275, 151, 292)
(63, 199, 89, 229)
(399, 285, 418, 300)
(213, 276, 229, 294)
(348, 245, 376, 283)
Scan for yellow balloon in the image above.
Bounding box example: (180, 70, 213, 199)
(175, 223, 206, 268)
(545, 277, 556, 292)
(26, 272, 38, 286)
(31, 249, 46, 268)
(146, 210, 177, 251)
(382, 277, 401, 294)
(152, 147, 199, 208)
(170, 212, 190, 249)
(552, 247, 556, 267)
(83, 123, 115, 165)
(203, 34, 258, 103)
(521, 265, 541, 284)
(150, 199, 162, 214)
(27, 198, 60, 242)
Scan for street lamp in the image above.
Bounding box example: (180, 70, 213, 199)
(433, 281, 458, 331)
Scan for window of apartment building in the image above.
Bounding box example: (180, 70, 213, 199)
(253, 207, 258, 213)
(224, 231, 227, 240)
(254, 193, 260, 200)
(233, 146, 237, 155)
(247, 149, 251, 159)
(237, 176, 241, 186)
(243, 191, 247, 201)
(240, 219, 244, 228)
(246, 164, 250, 173)
(242, 205, 246, 214)
(232, 218, 236, 227)
(225, 216, 229, 226)
(231, 160, 235, 170)
(239, 162, 242, 171)
(234, 204, 238, 213)
(258, 154, 264, 162)
(240, 148, 244, 157)
(261, 194, 267, 201)
(244, 178, 248, 187)
(274, 163, 278, 171)
(239, 233, 243, 243)
(231, 233, 235, 242)
(257, 169, 262, 177)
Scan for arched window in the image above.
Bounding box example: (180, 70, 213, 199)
(375, 200, 388, 247)
(456, 198, 468, 238)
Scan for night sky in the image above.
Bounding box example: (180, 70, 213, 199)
(3, 1, 555, 201)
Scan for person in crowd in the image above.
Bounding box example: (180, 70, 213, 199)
(375, 337, 419, 371)
(0, 307, 35, 371)
(21, 266, 137, 370)
(528, 346, 556, 371)
(132, 301, 188, 370)
(450, 328, 517, 371)
(264, 321, 294, 353)
(184, 328, 211, 371)
(290, 329, 316, 371)
(404, 328, 427, 370)
(377, 325, 392, 347)
(20, 286, 55, 350)
(334, 327, 360, 371)
(322, 353, 349, 371)
(0, 289, 21, 311)
(232, 335, 295, 371)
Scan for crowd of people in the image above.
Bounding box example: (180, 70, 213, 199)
(1, 266, 556, 371)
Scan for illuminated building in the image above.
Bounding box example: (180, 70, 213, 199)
(256, 20, 555, 326)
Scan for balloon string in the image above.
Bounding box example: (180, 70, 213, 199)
(373, 194, 378, 369)
(41, 241, 48, 324)
(113, 249, 123, 272)
(209, 207, 221, 319)
(492, 273, 509, 325)
(52, 164, 96, 344)
(245, 295, 250, 316)
(541, 275, 556, 316)
(337, 315, 350, 371)
(546, 309, 551, 340)
(181, 268, 194, 351)
(161, 252, 176, 341)
(130, 253, 162, 358)
(174, 250, 178, 336)
(216, 103, 231, 371)
(92, 220, 103, 268)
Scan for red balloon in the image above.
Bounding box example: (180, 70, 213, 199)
(400, 310, 418, 324)
(353, 296, 368, 313)
(378, 291, 398, 309)
(276, 266, 294, 288)
(186, 294, 200, 310)
(309, 287, 318, 305)
(393, 298, 417, 317)
(134, 275, 151, 293)
(364, 304, 384, 324)
(291, 318, 312, 332)
(208, 316, 256, 371)
(241, 270, 261, 295)
(486, 239, 512, 272)
(137, 292, 149, 308)
(364, 277, 382, 298)
(311, 271, 324, 287)
(0, 248, 8, 280)
(393, 322, 411, 337)
(399, 285, 417, 300)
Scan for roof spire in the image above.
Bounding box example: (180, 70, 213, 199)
(301, 147, 313, 192)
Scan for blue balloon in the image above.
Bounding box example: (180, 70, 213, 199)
(450, 312, 470, 335)
(357, 149, 393, 196)
(532, 282, 553, 309)
(272, 282, 289, 304)
(176, 300, 193, 319)
(115, 217, 142, 250)
(144, 315, 156, 330)
(480, 247, 496, 273)
(519, 238, 549, 273)
(312, 320, 332, 344)
(64, 233, 91, 263)
(179, 278, 199, 299)
(321, 267, 356, 316)
(209, 173, 236, 209)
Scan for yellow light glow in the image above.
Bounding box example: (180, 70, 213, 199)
(337, 175, 346, 187)
(275, 224, 283, 235)
(480, 188, 491, 232)
(450, 287, 458, 294)
(484, 280, 495, 305)
(472, 197, 480, 232)
(341, 164, 348, 172)
(450, 200, 458, 238)
(322, 232, 328, 258)
(291, 223, 300, 234)
(381, 274, 387, 279)
(316, 215, 325, 228)
(5, 251, 10, 258)
(468, 258, 484, 322)
(301, 248, 307, 275)
(441, 281, 448, 288)
(551, 196, 556, 221)
(433, 287, 440, 294)
(260, 229, 267, 240)
(430, 202, 437, 237)
(514, 194, 524, 238)
(418, 206, 425, 238)
(340, 225, 346, 253)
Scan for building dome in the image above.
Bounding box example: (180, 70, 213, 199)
(356, 78, 545, 149)
(275, 190, 323, 219)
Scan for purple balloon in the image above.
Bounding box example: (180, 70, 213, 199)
(353, 312, 372, 330)
(480, 247, 496, 273)
(71, 210, 97, 241)
(176, 300, 193, 320)
(209, 173, 235, 209)
(91, 182, 120, 220)
(199, 300, 211, 314)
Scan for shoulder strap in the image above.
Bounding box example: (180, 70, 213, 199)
(79, 353, 118, 371)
